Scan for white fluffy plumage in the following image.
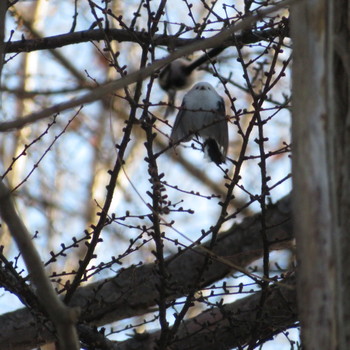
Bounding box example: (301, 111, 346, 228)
(171, 82, 228, 165)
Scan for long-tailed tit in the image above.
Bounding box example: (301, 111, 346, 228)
(159, 47, 228, 116)
(159, 59, 193, 91)
(171, 82, 228, 165)
(159, 59, 194, 116)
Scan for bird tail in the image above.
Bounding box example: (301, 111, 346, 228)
(165, 90, 176, 117)
(204, 138, 226, 165)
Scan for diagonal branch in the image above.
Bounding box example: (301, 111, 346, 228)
(117, 275, 297, 350)
(0, 0, 292, 132)
(0, 180, 80, 350)
(0, 194, 293, 350)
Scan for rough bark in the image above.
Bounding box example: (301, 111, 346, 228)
(332, 0, 350, 346)
(291, 0, 350, 348)
(0, 195, 293, 350)
(118, 276, 297, 350)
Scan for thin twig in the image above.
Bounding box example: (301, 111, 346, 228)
(0, 0, 294, 132)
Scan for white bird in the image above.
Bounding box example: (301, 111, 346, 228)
(171, 82, 228, 165)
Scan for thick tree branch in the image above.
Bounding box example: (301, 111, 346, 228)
(63, 275, 297, 350)
(0, 194, 293, 349)
(117, 275, 297, 350)
(4, 20, 289, 54)
(0, 181, 80, 350)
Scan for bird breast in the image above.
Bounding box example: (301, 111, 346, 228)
(183, 90, 219, 110)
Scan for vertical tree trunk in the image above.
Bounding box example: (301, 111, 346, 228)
(332, 0, 350, 346)
(292, 0, 350, 349)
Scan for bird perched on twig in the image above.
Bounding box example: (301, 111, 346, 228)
(159, 47, 228, 115)
(170, 82, 228, 165)
(159, 59, 194, 116)
(159, 59, 193, 92)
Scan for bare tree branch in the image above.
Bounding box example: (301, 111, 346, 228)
(117, 275, 297, 350)
(0, 0, 292, 132)
(0, 181, 80, 350)
(0, 0, 7, 87)
(0, 194, 292, 349)
(4, 20, 289, 54)
(60, 275, 297, 350)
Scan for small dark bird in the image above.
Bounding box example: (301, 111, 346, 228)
(159, 46, 229, 115)
(159, 59, 194, 116)
(159, 59, 193, 91)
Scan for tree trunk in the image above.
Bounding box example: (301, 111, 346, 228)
(291, 0, 350, 348)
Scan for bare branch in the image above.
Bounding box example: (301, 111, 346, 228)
(0, 0, 293, 132)
(0, 181, 80, 350)
(4, 20, 289, 54)
(0, 0, 7, 84)
(117, 275, 297, 350)
(0, 194, 292, 349)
